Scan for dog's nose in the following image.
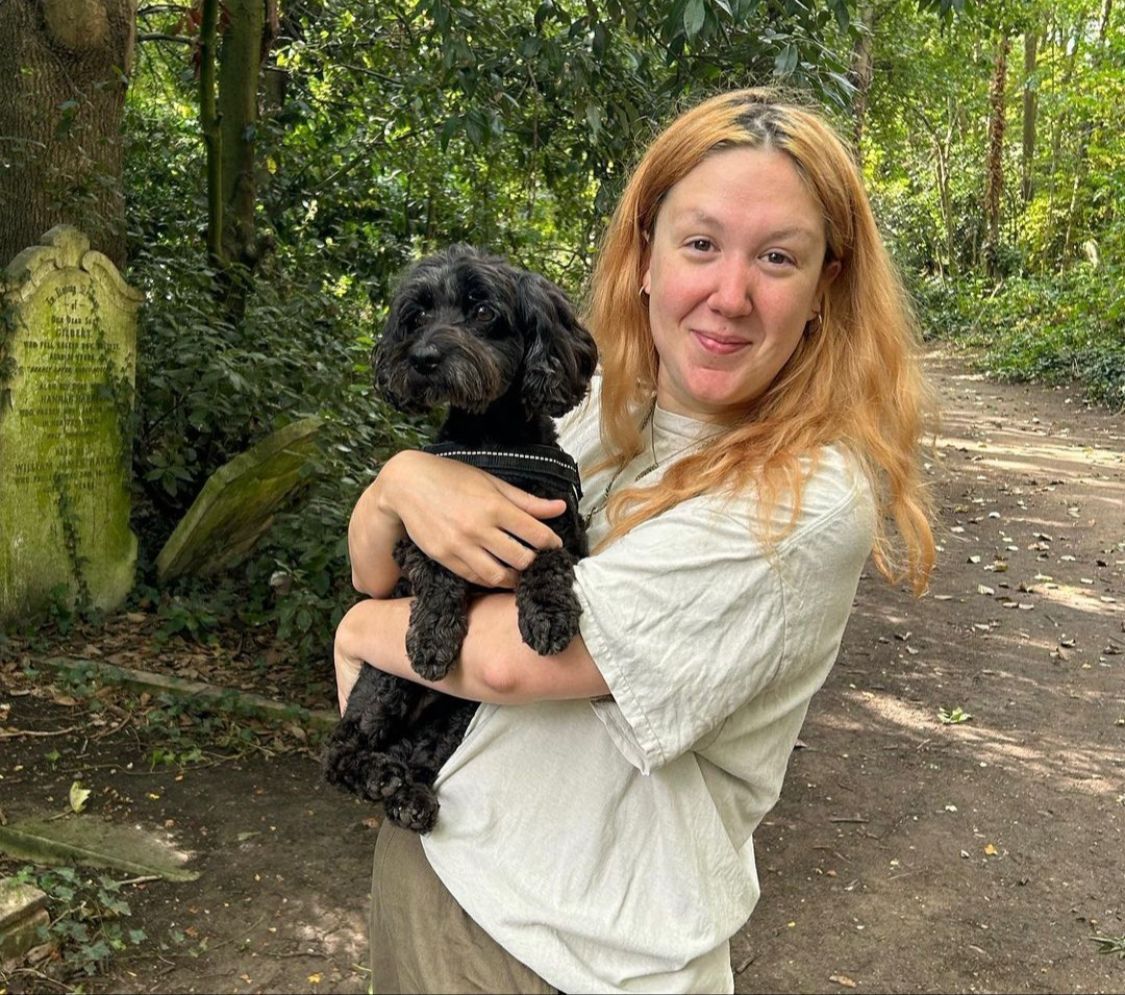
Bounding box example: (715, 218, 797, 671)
(408, 344, 442, 374)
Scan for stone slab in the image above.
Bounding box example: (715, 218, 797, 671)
(155, 416, 322, 582)
(0, 225, 142, 621)
(0, 877, 48, 931)
(0, 817, 199, 882)
(41, 655, 338, 732)
(0, 877, 50, 968)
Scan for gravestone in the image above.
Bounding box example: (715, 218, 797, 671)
(0, 225, 142, 622)
(155, 416, 322, 582)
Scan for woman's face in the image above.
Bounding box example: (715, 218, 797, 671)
(642, 146, 840, 420)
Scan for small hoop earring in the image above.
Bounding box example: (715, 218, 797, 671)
(639, 286, 650, 299)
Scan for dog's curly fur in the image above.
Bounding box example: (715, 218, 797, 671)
(322, 245, 598, 833)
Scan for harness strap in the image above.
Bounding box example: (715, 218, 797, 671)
(422, 442, 582, 506)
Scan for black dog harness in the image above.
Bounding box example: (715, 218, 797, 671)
(422, 442, 583, 511)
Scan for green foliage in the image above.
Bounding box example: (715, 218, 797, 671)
(937, 705, 972, 724)
(866, 0, 1122, 411)
(1090, 932, 1125, 958)
(13, 865, 147, 978)
(111, 0, 1121, 675)
(912, 263, 1125, 408)
(119, 0, 872, 669)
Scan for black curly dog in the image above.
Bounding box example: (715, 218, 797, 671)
(322, 245, 598, 833)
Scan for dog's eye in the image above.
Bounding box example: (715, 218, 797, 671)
(472, 304, 495, 322)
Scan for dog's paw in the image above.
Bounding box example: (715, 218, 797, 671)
(363, 756, 410, 803)
(384, 783, 440, 834)
(518, 598, 581, 656)
(405, 628, 458, 681)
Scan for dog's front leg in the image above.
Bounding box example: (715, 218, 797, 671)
(516, 547, 581, 656)
(395, 538, 470, 681)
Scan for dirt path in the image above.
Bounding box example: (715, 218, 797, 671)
(744, 346, 1125, 994)
(1, 346, 1123, 994)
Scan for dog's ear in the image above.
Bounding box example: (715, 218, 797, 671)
(372, 260, 429, 408)
(372, 297, 405, 402)
(517, 272, 598, 418)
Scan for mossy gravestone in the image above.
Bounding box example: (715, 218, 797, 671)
(0, 226, 142, 621)
(155, 416, 322, 582)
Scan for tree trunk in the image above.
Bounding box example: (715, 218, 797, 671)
(0, 0, 136, 270)
(1021, 30, 1038, 205)
(848, 2, 877, 164)
(1045, 19, 1082, 255)
(1061, 0, 1114, 263)
(218, 0, 268, 271)
(983, 33, 1010, 279)
(200, 0, 223, 268)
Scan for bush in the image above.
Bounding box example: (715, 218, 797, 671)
(910, 265, 1125, 410)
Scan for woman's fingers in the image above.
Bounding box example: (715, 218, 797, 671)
(385, 450, 567, 583)
(492, 483, 566, 551)
(460, 552, 521, 590)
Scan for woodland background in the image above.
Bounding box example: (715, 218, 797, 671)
(1, 0, 1121, 666)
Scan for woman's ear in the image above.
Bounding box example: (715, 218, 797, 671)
(811, 259, 842, 318)
(639, 230, 653, 297)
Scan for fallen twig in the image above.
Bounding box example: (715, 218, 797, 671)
(0, 724, 82, 739)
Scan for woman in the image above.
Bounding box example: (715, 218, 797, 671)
(335, 88, 934, 994)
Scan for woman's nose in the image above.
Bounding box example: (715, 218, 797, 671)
(707, 261, 753, 316)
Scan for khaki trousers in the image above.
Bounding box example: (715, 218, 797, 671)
(369, 820, 559, 994)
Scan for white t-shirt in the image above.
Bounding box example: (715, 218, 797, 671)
(422, 380, 876, 994)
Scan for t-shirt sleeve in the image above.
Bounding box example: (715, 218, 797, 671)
(573, 498, 787, 774)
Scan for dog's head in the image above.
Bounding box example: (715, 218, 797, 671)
(373, 245, 597, 418)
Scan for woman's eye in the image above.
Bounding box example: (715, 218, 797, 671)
(473, 304, 495, 322)
(764, 251, 793, 266)
(687, 238, 714, 252)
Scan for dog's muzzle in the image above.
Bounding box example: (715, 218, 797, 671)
(378, 326, 511, 413)
(408, 343, 443, 375)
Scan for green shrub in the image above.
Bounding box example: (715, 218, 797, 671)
(911, 265, 1125, 409)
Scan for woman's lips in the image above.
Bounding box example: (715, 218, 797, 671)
(692, 330, 750, 355)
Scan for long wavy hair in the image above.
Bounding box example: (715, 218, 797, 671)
(584, 88, 935, 593)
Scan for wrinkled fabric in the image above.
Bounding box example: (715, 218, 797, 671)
(422, 378, 876, 994)
(370, 819, 559, 994)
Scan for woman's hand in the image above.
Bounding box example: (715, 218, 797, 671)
(349, 450, 567, 594)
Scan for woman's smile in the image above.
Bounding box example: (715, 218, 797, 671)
(691, 329, 751, 355)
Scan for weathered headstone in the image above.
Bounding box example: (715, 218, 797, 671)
(155, 416, 322, 582)
(0, 877, 51, 969)
(0, 225, 142, 621)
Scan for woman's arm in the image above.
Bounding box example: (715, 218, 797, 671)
(334, 594, 609, 714)
(348, 450, 570, 597)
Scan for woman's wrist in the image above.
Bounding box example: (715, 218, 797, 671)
(348, 454, 411, 595)
(370, 451, 404, 523)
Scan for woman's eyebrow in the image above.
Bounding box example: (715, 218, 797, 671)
(761, 225, 819, 244)
(675, 211, 820, 245)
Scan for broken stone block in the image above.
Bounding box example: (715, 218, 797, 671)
(0, 876, 50, 968)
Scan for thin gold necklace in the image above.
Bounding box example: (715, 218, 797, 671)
(582, 401, 708, 529)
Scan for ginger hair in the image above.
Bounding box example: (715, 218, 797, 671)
(583, 88, 935, 593)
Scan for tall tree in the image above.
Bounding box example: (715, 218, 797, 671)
(983, 32, 1011, 278)
(1021, 28, 1039, 204)
(0, 0, 137, 268)
(849, 2, 878, 161)
(217, 0, 278, 271)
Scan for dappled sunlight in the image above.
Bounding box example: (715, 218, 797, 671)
(1037, 582, 1124, 615)
(936, 436, 1124, 474)
(838, 689, 1123, 797)
(943, 455, 1125, 492)
(294, 901, 367, 957)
